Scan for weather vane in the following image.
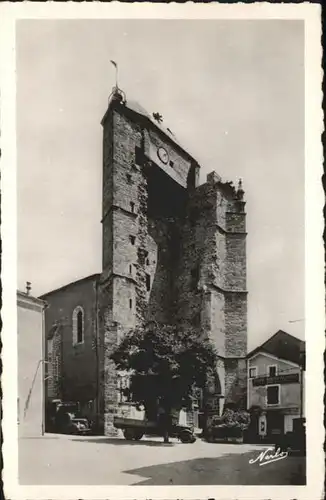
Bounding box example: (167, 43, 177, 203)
(152, 112, 163, 124)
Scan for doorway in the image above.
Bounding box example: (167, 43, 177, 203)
(267, 411, 284, 440)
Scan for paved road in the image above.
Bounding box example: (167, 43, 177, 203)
(19, 433, 305, 485)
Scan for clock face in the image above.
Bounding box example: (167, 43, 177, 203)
(157, 147, 169, 165)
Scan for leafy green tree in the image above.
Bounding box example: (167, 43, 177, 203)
(209, 407, 250, 441)
(110, 321, 218, 442)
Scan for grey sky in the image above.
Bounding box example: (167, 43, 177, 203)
(17, 19, 304, 350)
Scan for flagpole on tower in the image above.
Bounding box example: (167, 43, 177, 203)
(110, 60, 118, 89)
(109, 59, 125, 104)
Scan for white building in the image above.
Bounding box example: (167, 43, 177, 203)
(17, 287, 46, 437)
(247, 330, 305, 441)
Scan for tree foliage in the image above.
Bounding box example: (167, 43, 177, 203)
(211, 408, 250, 431)
(110, 322, 218, 416)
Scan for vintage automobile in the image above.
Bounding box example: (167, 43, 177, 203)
(46, 400, 92, 436)
(274, 418, 306, 455)
(113, 404, 196, 443)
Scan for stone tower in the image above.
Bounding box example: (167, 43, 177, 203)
(98, 88, 247, 435)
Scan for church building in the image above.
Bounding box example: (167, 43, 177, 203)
(40, 86, 248, 435)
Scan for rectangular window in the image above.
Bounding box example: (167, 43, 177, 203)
(249, 367, 257, 378)
(129, 299, 132, 309)
(268, 365, 277, 377)
(129, 264, 132, 274)
(129, 235, 136, 245)
(146, 273, 151, 292)
(267, 385, 280, 405)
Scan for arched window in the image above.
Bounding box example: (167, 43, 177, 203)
(72, 306, 84, 345)
(77, 310, 83, 343)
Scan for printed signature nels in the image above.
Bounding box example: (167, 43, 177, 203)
(249, 446, 288, 466)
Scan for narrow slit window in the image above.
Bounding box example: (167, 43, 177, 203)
(146, 273, 151, 292)
(135, 146, 143, 165)
(129, 235, 136, 245)
(129, 299, 132, 309)
(72, 306, 84, 345)
(129, 265, 132, 274)
(146, 258, 150, 266)
(191, 265, 200, 289)
(169, 160, 174, 168)
(130, 202, 135, 213)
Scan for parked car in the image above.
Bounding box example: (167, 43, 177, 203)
(274, 418, 306, 455)
(46, 400, 92, 436)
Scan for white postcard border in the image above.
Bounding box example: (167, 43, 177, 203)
(0, 2, 324, 500)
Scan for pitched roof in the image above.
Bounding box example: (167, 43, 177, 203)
(17, 290, 47, 309)
(39, 273, 100, 299)
(247, 330, 305, 365)
(126, 99, 190, 155)
(102, 93, 198, 165)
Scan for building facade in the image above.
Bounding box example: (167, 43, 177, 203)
(17, 289, 46, 437)
(247, 330, 305, 441)
(42, 274, 100, 422)
(41, 87, 248, 435)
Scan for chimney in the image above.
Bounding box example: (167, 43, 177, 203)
(206, 171, 221, 185)
(26, 281, 31, 295)
(237, 179, 245, 200)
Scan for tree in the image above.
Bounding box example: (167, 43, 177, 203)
(208, 406, 250, 441)
(110, 322, 218, 442)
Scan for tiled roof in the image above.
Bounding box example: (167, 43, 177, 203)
(116, 97, 197, 163)
(39, 273, 100, 299)
(247, 330, 305, 365)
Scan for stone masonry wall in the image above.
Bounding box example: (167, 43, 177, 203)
(101, 99, 248, 429)
(101, 104, 195, 434)
(112, 210, 138, 278)
(101, 107, 143, 435)
(175, 174, 247, 410)
(46, 328, 62, 400)
(41, 277, 99, 421)
(224, 198, 247, 358)
(146, 218, 175, 324)
(209, 289, 226, 357)
(224, 357, 247, 409)
(225, 293, 247, 357)
(102, 111, 113, 218)
(97, 279, 119, 436)
(225, 235, 246, 290)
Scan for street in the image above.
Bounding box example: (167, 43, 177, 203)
(19, 433, 306, 485)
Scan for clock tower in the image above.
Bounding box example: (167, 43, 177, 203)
(98, 87, 247, 436)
